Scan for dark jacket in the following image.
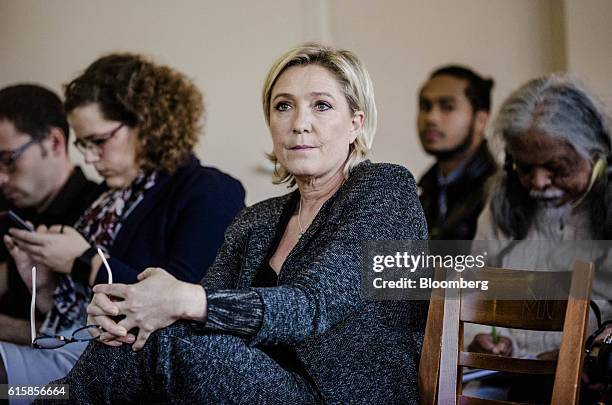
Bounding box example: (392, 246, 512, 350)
(203, 161, 428, 404)
(418, 141, 497, 240)
(94, 155, 245, 285)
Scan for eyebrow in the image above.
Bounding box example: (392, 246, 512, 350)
(272, 92, 337, 102)
(81, 129, 112, 140)
(420, 95, 457, 103)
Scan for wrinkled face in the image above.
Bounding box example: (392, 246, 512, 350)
(508, 131, 593, 207)
(68, 103, 140, 188)
(0, 120, 56, 208)
(417, 75, 475, 156)
(268, 64, 363, 182)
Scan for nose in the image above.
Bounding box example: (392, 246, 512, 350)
(530, 167, 552, 190)
(292, 107, 312, 134)
(422, 106, 441, 126)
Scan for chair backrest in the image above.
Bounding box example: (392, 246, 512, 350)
(418, 260, 594, 405)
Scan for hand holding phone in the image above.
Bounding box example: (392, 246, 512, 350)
(8, 210, 34, 232)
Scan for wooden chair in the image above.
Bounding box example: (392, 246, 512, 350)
(419, 261, 594, 405)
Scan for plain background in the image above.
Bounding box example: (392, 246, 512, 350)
(1, 0, 611, 204)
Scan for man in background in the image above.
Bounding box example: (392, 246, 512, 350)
(0, 84, 100, 350)
(417, 65, 497, 239)
(468, 74, 612, 402)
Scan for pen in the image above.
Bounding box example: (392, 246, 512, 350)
(491, 326, 499, 344)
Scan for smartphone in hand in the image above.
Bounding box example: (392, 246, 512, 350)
(8, 210, 34, 232)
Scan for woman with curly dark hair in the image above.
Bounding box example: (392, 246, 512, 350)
(2, 53, 245, 390)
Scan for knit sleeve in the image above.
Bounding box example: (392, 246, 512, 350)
(191, 289, 263, 336)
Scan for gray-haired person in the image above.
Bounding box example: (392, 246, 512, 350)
(466, 74, 612, 402)
(38, 44, 428, 404)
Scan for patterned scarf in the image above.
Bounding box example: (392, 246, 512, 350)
(41, 171, 157, 335)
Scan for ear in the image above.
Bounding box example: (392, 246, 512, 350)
(473, 110, 489, 139)
(349, 111, 365, 144)
(45, 127, 68, 157)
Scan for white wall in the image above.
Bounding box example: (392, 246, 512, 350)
(1, 0, 608, 204)
(328, 0, 565, 175)
(565, 0, 612, 108)
(0, 0, 306, 203)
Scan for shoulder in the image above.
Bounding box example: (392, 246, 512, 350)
(335, 161, 428, 238)
(175, 157, 243, 188)
(218, 192, 292, 243)
(474, 201, 506, 240)
(344, 161, 419, 198)
(236, 192, 293, 225)
(193, 166, 244, 193)
(417, 163, 438, 188)
(167, 157, 245, 197)
(467, 141, 498, 180)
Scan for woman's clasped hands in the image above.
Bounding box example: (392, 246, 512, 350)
(87, 267, 207, 351)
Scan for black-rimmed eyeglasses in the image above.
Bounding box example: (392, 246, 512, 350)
(31, 247, 114, 349)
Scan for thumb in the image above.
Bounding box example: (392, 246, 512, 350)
(137, 267, 157, 281)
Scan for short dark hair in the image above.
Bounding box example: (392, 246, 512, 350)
(0, 84, 70, 147)
(429, 65, 495, 113)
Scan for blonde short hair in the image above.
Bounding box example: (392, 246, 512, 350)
(262, 43, 377, 185)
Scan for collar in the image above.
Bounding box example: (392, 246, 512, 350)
(431, 140, 497, 188)
(437, 159, 468, 187)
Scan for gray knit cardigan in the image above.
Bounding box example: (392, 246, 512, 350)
(202, 160, 429, 404)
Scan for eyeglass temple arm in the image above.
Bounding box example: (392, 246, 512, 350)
(30, 250, 113, 345)
(30, 266, 36, 344)
(97, 248, 113, 285)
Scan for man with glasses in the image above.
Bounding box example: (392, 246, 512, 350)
(0, 84, 100, 386)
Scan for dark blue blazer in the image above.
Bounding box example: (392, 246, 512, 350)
(94, 155, 245, 285)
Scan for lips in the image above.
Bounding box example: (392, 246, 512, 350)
(289, 145, 316, 150)
(96, 168, 112, 177)
(421, 130, 443, 142)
